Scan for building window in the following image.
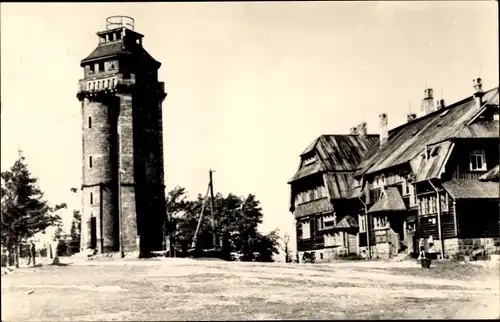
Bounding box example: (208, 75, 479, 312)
(111, 78, 116, 88)
(296, 223, 303, 239)
(369, 188, 382, 204)
(88, 117, 92, 129)
(89, 64, 95, 74)
(296, 224, 302, 239)
(324, 234, 334, 247)
(470, 150, 487, 171)
(322, 215, 336, 230)
(420, 197, 428, 215)
(89, 156, 93, 168)
(409, 184, 416, 207)
(440, 193, 449, 212)
(90, 192, 93, 205)
(334, 232, 344, 246)
(320, 253, 323, 260)
(302, 221, 311, 239)
(429, 195, 437, 214)
(98, 62, 105, 72)
(373, 216, 387, 229)
(303, 156, 316, 166)
(359, 215, 366, 232)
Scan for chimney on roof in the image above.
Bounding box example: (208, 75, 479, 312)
(473, 78, 484, 106)
(350, 127, 358, 135)
(357, 122, 367, 139)
(407, 113, 417, 123)
(379, 113, 388, 146)
(436, 99, 445, 110)
(421, 88, 435, 115)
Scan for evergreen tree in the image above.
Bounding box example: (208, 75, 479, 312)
(0, 151, 61, 267)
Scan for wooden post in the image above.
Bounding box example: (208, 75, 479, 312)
(429, 180, 444, 259)
(209, 170, 216, 249)
(358, 197, 371, 259)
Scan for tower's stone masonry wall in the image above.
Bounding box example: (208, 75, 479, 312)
(118, 95, 135, 184)
(82, 99, 114, 185)
(121, 186, 138, 252)
(101, 186, 117, 252)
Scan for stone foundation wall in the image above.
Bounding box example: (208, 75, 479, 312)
(359, 243, 392, 260)
(444, 237, 500, 257)
(298, 246, 353, 263)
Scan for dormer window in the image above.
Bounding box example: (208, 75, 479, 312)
(303, 155, 317, 166)
(470, 150, 487, 171)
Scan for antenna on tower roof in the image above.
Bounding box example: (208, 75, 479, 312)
(478, 62, 483, 78)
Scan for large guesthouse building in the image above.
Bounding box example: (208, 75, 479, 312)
(289, 79, 500, 262)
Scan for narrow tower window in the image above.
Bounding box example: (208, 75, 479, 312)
(89, 156, 93, 168)
(88, 116, 92, 129)
(106, 79, 110, 88)
(90, 192, 93, 205)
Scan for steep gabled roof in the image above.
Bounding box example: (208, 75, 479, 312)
(315, 135, 380, 171)
(289, 134, 379, 184)
(368, 187, 407, 213)
(356, 87, 499, 177)
(334, 215, 359, 230)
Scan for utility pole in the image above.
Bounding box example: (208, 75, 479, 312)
(209, 169, 217, 249)
(117, 113, 125, 259)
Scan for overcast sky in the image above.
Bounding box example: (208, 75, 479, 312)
(1, 2, 498, 246)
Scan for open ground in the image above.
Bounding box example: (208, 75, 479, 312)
(1, 258, 499, 320)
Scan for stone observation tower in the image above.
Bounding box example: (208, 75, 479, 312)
(76, 16, 167, 255)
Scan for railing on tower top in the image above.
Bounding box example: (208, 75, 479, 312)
(106, 16, 135, 31)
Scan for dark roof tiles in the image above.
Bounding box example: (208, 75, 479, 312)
(81, 42, 132, 63)
(357, 88, 499, 177)
(334, 215, 359, 230)
(368, 187, 407, 213)
(443, 179, 499, 199)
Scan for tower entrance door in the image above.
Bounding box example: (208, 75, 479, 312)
(90, 217, 97, 249)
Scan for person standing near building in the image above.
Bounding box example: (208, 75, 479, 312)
(417, 238, 426, 260)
